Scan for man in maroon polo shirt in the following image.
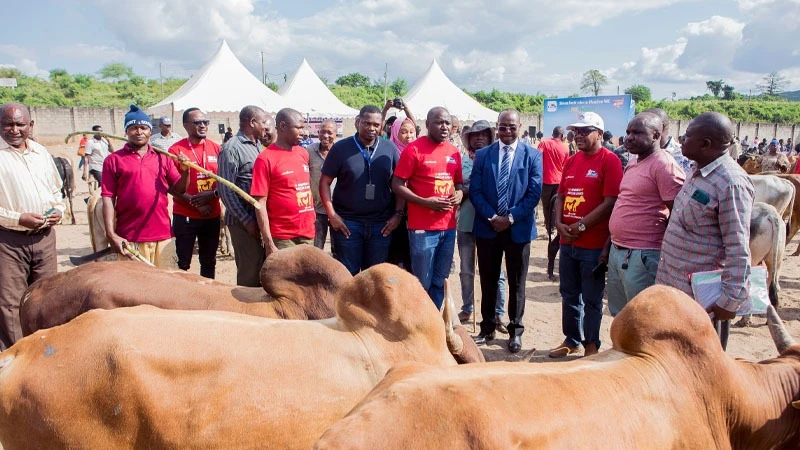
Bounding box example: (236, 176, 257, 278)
(102, 105, 189, 267)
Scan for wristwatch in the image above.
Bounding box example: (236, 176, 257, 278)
(507, 214, 514, 225)
(395, 210, 406, 217)
(577, 222, 586, 232)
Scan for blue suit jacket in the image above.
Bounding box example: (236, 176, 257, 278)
(469, 141, 543, 243)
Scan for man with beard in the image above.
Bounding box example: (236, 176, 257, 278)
(549, 112, 622, 358)
(308, 120, 338, 251)
(392, 107, 463, 309)
(0, 102, 65, 349)
(218, 106, 273, 286)
(603, 113, 685, 316)
(320, 106, 402, 275)
(168, 107, 222, 279)
(102, 105, 189, 267)
(251, 108, 315, 256)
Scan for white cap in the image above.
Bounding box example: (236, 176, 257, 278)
(567, 112, 604, 132)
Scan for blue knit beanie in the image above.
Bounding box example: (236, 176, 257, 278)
(124, 104, 152, 130)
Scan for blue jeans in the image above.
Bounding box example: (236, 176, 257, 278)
(606, 246, 660, 317)
(559, 244, 605, 348)
(408, 229, 456, 309)
(457, 230, 506, 316)
(332, 219, 392, 276)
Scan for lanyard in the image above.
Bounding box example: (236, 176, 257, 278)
(353, 136, 379, 183)
(188, 140, 208, 170)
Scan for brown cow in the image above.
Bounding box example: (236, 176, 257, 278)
(21, 245, 351, 334)
(313, 286, 800, 450)
(776, 174, 800, 255)
(0, 264, 474, 450)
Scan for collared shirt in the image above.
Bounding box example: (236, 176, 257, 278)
(498, 139, 518, 194)
(663, 136, 694, 174)
(85, 137, 111, 172)
(0, 139, 65, 231)
(656, 154, 754, 312)
(218, 131, 261, 226)
(149, 131, 182, 152)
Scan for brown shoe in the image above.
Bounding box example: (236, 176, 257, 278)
(548, 342, 580, 358)
(457, 311, 472, 323)
(583, 343, 599, 357)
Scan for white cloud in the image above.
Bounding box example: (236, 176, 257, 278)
(731, 0, 800, 73)
(0, 45, 49, 78)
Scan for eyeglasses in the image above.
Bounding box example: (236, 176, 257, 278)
(572, 127, 599, 136)
(191, 120, 210, 126)
(497, 125, 518, 132)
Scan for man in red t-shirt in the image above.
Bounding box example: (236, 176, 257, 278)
(102, 105, 189, 268)
(538, 126, 569, 280)
(251, 108, 315, 256)
(169, 107, 222, 279)
(392, 107, 463, 309)
(549, 112, 622, 359)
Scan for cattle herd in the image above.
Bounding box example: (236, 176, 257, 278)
(0, 245, 799, 448)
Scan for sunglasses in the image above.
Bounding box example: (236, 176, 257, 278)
(573, 127, 599, 136)
(497, 125, 518, 132)
(190, 120, 210, 126)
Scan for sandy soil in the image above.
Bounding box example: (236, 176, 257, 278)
(47, 143, 800, 365)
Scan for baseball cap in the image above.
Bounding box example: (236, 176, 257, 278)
(567, 112, 605, 132)
(160, 116, 172, 126)
(770, 139, 779, 146)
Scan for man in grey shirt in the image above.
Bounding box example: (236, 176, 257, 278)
(82, 124, 113, 183)
(217, 105, 274, 287)
(149, 116, 182, 151)
(307, 120, 337, 251)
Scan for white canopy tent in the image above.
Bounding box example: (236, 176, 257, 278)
(279, 59, 358, 118)
(403, 59, 499, 122)
(149, 40, 284, 117)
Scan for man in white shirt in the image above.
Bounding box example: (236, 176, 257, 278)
(149, 116, 181, 151)
(83, 124, 114, 183)
(0, 102, 65, 349)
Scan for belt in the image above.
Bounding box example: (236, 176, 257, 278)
(613, 243, 630, 251)
(0, 226, 49, 236)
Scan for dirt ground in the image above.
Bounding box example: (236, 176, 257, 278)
(47, 143, 800, 365)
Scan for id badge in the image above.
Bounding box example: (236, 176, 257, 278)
(365, 184, 376, 200)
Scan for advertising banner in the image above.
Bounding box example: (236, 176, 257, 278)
(543, 95, 635, 140)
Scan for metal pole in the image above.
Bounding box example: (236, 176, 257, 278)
(383, 63, 389, 104)
(261, 52, 266, 85)
(159, 63, 164, 99)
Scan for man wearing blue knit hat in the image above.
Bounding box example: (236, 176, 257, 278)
(101, 105, 190, 267)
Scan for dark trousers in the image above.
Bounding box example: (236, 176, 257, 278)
(227, 220, 266, 287)
(0, 227, 56, 349)
(541, 183, 560, 276)
(476, 231, 530, 337)
(89, 169, 102, 184)
(173, 214, 220, 279)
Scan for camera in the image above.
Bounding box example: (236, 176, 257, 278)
(393, 97, 403, 109)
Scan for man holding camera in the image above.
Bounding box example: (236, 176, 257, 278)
(549, 112, 622, 358)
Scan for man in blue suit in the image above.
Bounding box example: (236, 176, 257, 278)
(470, 109, 542, 353)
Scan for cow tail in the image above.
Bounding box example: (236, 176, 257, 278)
(769, 209, 786, 308)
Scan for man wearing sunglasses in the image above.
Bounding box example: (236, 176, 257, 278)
(549, 112, 622, 358)
(168, 108, 222, 279)
(150, 116, 182, 152)
(469, 109, 542, 353)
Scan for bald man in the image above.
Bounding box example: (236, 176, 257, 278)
(604, 113, 685, 316)
(0, 102, 65, 349)
(656, 112, 754, 347)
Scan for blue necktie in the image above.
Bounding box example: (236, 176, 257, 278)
(497, 146, 511, 215)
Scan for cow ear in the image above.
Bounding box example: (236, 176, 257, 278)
(792, 400, 800, 410)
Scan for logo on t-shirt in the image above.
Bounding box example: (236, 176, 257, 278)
(303, 164, 309, 172)
(434, 179, 454, 197)
(585, 169, 599, 178)
(296, 190, 313, 208)
(564, 195, 586, 214)
(447, 156, 457, 164)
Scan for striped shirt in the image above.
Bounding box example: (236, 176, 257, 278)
(0, 138, 65, 231)
(656, 154, 754, 312)
(218, 131, 261, 226)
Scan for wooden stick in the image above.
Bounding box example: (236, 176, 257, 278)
(122, 243, 156, 267)
(65, 130, 261, 210)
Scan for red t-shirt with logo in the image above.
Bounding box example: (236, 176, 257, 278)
(169, 138, 221, 219)
(250, 144, 315, 240)
(538, 137, 570, 184)
(394, 136, 463, 230)
(558, 148, 623, 249)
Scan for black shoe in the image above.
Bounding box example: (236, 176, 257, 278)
(473, 332, 496, 345)
(508, 335, 522, 353)
(495, 316, 509, 334)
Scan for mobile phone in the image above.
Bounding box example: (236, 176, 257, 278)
(43, 207, 57, 217)
(592, 262, 608, 280)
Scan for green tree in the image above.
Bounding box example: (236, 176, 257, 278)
(580, 69, 607, 96)
(722, 84, 736, 100)
(757, 72, 790, 96)
(98, 63, 135, 82)
(266, 81, 279, 91)
(335, 72, 371, 88)
(706, 80, 724, 98)
(390, 77, 408, 96)
(624, 84, 651, 103)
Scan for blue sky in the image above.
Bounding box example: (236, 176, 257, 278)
(2, 0, 798, 100)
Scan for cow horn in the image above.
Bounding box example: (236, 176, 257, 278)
(442, 280, 464, 355)
(766, 304, 796, 354)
